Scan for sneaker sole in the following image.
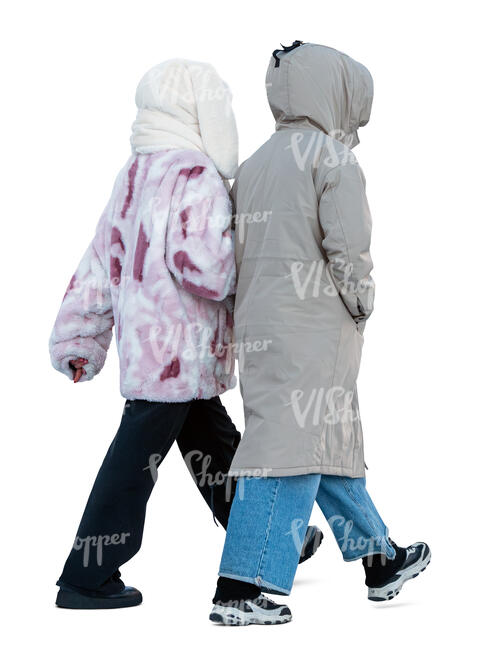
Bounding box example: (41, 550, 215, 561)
(368, 546, 431, 602)
(56, 589, 142, 610)
(209, 605, 292, 626)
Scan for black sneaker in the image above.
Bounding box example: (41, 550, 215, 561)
(299, 525, 324, 564)
(364, 541, 431, 602)
(56, 584, 143, 609)
(209, 595, 292, 626)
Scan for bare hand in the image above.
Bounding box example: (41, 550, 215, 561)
(69, 358, 88, 383)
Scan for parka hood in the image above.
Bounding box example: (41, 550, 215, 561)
(266, 43, 373, 148)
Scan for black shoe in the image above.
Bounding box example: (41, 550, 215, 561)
(56, 585, 143, 609)
(210, 595, 292, 626)
(299, 525, 324, 564)
(364, 541, 431, 602)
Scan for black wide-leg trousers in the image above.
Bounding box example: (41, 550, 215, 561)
(58, 397, 240, 594)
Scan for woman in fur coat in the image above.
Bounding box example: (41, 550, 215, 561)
(50, 59, 321, 610)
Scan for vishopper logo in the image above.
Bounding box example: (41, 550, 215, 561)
(137, 64, 234, 117)
(144, 322, 235, 372)
(233, 210, 272, 244)
(286, 257, 374, 309)
(183, 450, 233, 488)
(143, 453, 163, 484)
(287, 516, 390, 564)
(286, 518, 319, 555)
(235, 471, 274, 490)
(286, 130, 357, 171)
(147, 197, 232, 235)
(64, 279, 236, 370)
(328, 515, 391, 564)
(64, 275, 111, 311)
(72, 532, 131, 568)
(144, 450, 272, 499)
(143, 449, 236, 491)
(236, 338, 273, 372)
(286, 259, 335, 300)
(183, 450, 237, 504)
(287, 386, 360, 429)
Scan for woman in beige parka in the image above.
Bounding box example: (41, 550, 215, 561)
(209, 42, 431, 626)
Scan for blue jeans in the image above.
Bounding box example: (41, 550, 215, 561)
(219, 475, 395, 595)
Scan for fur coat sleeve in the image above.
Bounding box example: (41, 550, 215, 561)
(49, 222, 114, 382)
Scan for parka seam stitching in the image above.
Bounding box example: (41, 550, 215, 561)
(286, 59, 292, 117)
(327, 173, 353, 269)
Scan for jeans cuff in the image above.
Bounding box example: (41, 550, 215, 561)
(218, 571, 291, 596)
(341, 536, 396, 562)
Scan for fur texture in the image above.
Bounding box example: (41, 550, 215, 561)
(50, 149, 236, 402)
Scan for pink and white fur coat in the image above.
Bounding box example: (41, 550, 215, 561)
(49, 60, 238, 402)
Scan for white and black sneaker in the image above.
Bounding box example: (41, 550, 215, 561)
(210, 595, 292, 626)
(364, 541, 431, 602)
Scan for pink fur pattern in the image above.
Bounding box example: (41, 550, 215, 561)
(49, 150, 236, 402)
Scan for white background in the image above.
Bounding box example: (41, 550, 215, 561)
(1, 0, 477, 647)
